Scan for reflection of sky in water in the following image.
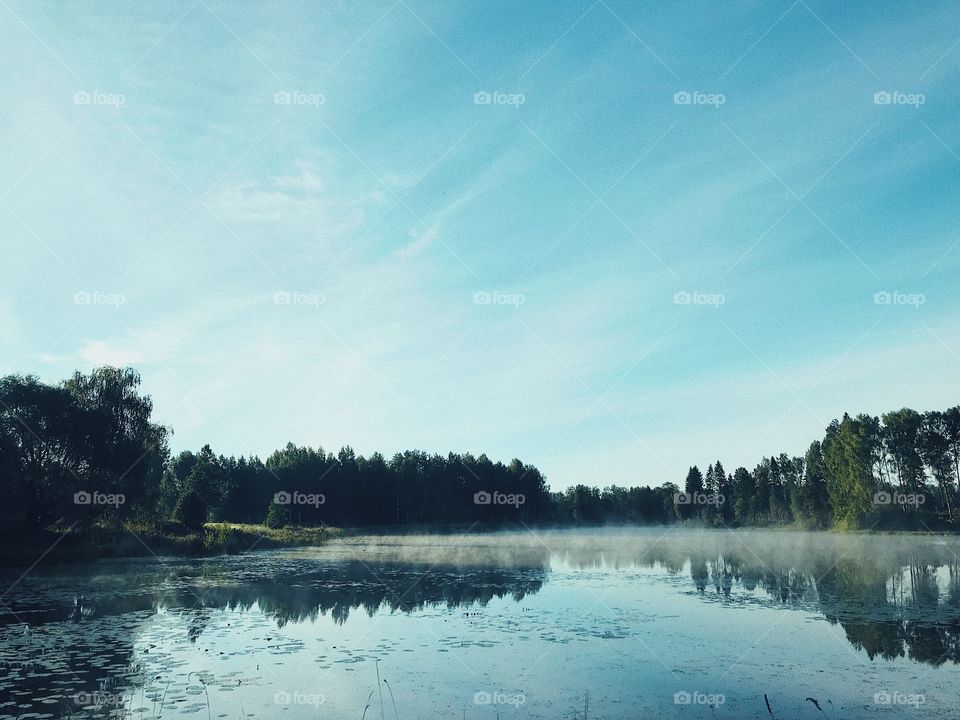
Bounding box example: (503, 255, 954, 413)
(3, 530, 960, 718)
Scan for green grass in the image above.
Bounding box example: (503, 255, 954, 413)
(202, 522, 341, 552)
(0, 521, 341, 567)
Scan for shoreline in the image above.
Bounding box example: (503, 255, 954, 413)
(2, 521, 957, 570)
(0, 523, 342, 569)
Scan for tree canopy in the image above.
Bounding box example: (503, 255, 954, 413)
(1, 368, 959, 542)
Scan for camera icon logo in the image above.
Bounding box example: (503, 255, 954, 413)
(474, 491, 492, 505)
(473, 91, 491, 105)
(274, 690, 292, 704)
(274, 491, 292, 505)
(674, 691, 692, 704)
(873, 491, 891, 505)
(473, 691, 492, 705)
(74, 491, 92, 505)
(873, 91, 891, 105)
(274, 91, 292, 105)
(674, 492, 691, 505)
(673, 291, 691, 305)
(673, 91, 692, 105)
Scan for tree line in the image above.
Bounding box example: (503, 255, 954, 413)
(0, 368, 550, 537)
(551, 408, 960, 530)
(1, 368, 958, 542)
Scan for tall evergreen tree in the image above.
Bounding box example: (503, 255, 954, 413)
(823, 415, 877, 529)
(793, 441, 830, 528)
(732, 467, 755, 525)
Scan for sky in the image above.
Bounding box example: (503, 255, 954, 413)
(1, 0, 959, 490)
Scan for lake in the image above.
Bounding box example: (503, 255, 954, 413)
(3, 529, 960, 719)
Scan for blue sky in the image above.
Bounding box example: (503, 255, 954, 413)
(1, 0, 959, 489)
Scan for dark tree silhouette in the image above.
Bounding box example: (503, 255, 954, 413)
(1, 367, 959, 548)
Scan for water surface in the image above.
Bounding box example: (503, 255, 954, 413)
(3, 529, 960, 718)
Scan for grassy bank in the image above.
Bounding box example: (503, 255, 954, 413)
(0, 522, 341, 568)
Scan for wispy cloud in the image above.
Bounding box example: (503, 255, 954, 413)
(2, 0, 958, 489)
(398, 223, 440, 257)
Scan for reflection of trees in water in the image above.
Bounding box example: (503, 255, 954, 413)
(0, 557, 547, 718)
(6, 534, 960, 720)
(809, 557, 960, 666)
(141, 546, 960, 668)
(554, 534, 960, 667)
(192, 561, 546, 627)
(1, 558, 548, 630)
(714, 551, 960, 666)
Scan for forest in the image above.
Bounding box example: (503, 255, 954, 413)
(1, 367, 959, 551)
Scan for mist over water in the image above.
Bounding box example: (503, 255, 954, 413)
(3, 529, 960, 718)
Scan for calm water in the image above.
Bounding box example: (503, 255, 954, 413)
(3, 529, 960, 719)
